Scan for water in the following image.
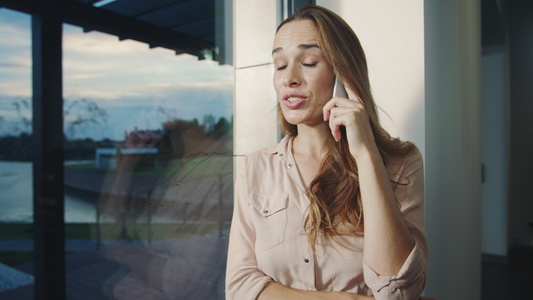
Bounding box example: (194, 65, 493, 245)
(0, 161, 97, 223)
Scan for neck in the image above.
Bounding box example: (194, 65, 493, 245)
(292, 123, 331, 159)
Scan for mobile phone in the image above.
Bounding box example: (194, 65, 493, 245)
(333, 76, 348, 98)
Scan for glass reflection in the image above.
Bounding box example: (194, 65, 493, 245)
(0, 2, 234, 298)
(61, 22, 233, 298)
(0, 8, 35, 295)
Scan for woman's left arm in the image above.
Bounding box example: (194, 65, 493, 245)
(323, 87, 426, 294)
(361, 150, 427, 299)
(353, 148, 416, 276)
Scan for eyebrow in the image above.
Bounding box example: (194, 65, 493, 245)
(272, 44, 320, 55)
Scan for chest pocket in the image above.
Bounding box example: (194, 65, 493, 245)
(250, 192, 289, 251)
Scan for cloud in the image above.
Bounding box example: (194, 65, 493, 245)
(62, 25, 233, 102)
(0, 11, 32, 98)
(0, 20, 31, 47)
(0, 11, 234, 140)
(0, 80, 32, 98)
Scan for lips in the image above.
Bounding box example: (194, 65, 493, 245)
(282, 94, 307, 109)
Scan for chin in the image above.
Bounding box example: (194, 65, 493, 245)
(281, 113, 304, 126)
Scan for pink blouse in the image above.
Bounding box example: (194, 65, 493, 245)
(226, 136, 428, 300)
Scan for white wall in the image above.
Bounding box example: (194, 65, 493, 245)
(481, 46, 508, 256)
(233, 0, 280, 172)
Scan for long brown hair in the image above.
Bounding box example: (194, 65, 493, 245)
(276, 5, 415, 252)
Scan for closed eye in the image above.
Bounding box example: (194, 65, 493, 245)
(276, 65, 287, 71)
(303, 63, 317, 67)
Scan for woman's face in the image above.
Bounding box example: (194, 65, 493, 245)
(272, 20, 335, 128)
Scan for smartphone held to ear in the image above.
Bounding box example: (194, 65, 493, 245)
(333, 76, 348, 98)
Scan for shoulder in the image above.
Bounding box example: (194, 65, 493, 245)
(240, 144, 279, 171)
(385, 143, 424, 182)
(235, 137, 290, 195)
(245, 143, 279, 161)
(386, 144, 425, 209)
(402, 145, 423, 172)
(240, 136, 291, 171)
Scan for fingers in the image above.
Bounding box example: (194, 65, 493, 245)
(323, 84, 363, 117)
(323, 93, 369, 142)
(326, 104, 366, 142)
(323, 96, 363, 122)
(328, 107, 342, 142)
(329, 109, 357, 142)
(323, 97, 343, 121)
(323, 83, 368, 142)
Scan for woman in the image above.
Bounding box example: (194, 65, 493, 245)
(226, 5, 427, 300)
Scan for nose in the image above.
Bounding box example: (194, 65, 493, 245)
(283, 64, 301, 87)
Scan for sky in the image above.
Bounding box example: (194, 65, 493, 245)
(0, 8, 234, 141)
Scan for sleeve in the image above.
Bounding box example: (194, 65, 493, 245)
(363, 148, 428, 300)
(225, 156, 273, 300)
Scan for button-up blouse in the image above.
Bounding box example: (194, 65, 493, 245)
(226, 136, 428, 300)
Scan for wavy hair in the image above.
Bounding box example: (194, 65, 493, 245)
(276, 5, 415, 252)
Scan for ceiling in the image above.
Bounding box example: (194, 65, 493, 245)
(1, 0, 509, 59)
(0, 0, 220, 60)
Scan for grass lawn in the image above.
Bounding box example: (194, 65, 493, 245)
(64, 155, 233, 178)
(2, 155, 233, 267)
(0, 222, 230, 267)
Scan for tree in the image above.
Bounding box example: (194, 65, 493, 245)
(210, 116, 232, 139)
(12, 98, 32, 133)
(203, 114, 216, 133)
(64, 98, 108, 139)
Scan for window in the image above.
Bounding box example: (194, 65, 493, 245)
(0, 8, 35, 296)
(62, 24, 233, 299)
(0, 1, 233, 298)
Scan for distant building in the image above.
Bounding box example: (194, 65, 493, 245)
(96, 127, 162, 169)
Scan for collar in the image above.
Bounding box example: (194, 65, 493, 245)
(271, 135, 306, 192)
(270, 135, 292, 156)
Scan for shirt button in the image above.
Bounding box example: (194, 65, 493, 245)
(288, 163, 293, 168)
(304, 258, 309, 263)
(279, 153, 284, 157)
(263, 210, 269, 214)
